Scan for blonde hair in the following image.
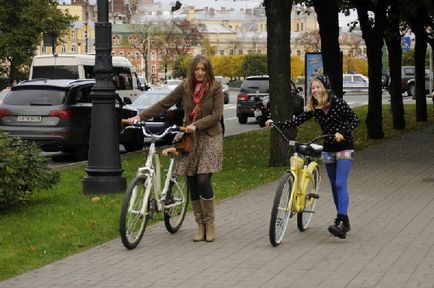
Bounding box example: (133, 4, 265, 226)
(184, 55, 216, 95)
(305, 79, 330, 111)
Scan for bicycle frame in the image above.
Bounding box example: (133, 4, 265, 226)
(289, 155, 320, 213)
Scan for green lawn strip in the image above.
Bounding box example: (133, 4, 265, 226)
(0, 104, 432, 281)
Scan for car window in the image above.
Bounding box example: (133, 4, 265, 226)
(73, 86, 92, 103)
(4, 88, 67, 105)
(404, 68, 415, 76)
(32, 65, 79, 79)
(241, 79, 269, 93)
(132, 92, 167, 107)
(343, 75, 351, 82)
(216, 77, 226, 85)
(113, 67, 133, 90)
(353, 75, 365, 83)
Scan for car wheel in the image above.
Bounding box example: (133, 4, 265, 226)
(238, 115, 248, 124)
(224, 94, 229, 104)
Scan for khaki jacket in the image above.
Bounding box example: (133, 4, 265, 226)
(138, 81, 224, 136)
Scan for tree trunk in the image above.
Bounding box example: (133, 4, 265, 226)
(265, 0, 295, 167)
(412, 19, 428, 121)
(384, 2, 405, 129)
(354, 0, 386, 139)
(312, 0, 343, 97)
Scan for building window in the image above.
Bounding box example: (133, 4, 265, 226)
(41, 46, 46, 53)
(297, 50, 301, 57)
(220, 50, 224, 56)
(71, 30, 76, 39)
(135, 52, 140, 60)
(151, 51, 156, 61)
(296, 23, 299, 32)
(229, 50, 234, 55)
(158, 51, 163, 60)
(238, 49, 243, 55)
(127, 52, 132, 59)
(247, 50, 252, 54)
(120, 51, 124, 57)
(61, 45, 67, 53)
(72, 44, 77, 53)
(151, 65, 156, 76)
(301, 23, 304, 31)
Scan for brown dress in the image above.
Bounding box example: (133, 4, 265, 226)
(176, 129, 223, 176)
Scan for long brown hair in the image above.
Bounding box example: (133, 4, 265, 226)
(305, 79, 330, 111)
(184, 54, 216, 95)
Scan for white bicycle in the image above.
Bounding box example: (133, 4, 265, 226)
(119, 121, 189, 249)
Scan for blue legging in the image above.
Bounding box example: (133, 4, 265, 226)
(325, 159, 352, 215)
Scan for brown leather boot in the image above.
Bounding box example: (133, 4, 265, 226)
(191, 200, 205, 242)
(201, 197, 215, 242)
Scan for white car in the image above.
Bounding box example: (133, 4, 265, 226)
(343, 74, 369, 91)
(165, 79, 183, 91)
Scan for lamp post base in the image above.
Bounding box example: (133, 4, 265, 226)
(83, 175, 126, 194)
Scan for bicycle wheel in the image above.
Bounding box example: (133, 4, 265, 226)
(269, 172, 294, 247)
(297, 166, 320, 231)
(120, 175, 152, 249)
(164, 175, 189, 233)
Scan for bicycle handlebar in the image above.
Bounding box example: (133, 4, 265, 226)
(271, 123, 333, 146)
(121, 119, 188, 139)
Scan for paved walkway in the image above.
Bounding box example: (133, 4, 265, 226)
(2, 125, 434, 288)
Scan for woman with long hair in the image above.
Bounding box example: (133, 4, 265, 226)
(126, 55, 224, 242)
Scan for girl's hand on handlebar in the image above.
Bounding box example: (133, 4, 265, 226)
(335, 132, 344, 142)
(124, 115, 141, 125)
(265, 119, 274, 128)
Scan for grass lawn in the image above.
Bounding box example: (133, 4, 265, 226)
(0, 104, 433, 281)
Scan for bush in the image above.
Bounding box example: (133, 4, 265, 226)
(0, 131, 59, 211)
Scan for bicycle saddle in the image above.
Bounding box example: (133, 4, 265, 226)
(297, 143, 323, 157)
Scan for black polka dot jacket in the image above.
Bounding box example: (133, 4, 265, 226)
(274, 96, 359, 152)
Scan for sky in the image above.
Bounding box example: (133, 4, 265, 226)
(58, 0, 264, 9)
(57, 0, 357, 30)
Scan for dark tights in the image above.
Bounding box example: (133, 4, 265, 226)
(187, 173, 214, 201)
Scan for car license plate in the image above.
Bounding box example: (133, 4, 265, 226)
(17, 116, 42, 122)
(254, 109, 262, 117)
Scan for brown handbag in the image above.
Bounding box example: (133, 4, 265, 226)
(175, 132, 194, 153)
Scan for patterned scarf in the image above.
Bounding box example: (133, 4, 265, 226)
(189, 82, 209, 121)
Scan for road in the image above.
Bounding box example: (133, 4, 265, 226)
(47, 89, 416, 167)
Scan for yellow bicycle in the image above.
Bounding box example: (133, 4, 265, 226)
(269, 124, 332, 247)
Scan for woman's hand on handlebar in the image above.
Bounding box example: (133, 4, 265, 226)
(185, 123, 196, 133)
(123, 115, 141, 126)
(265, 119, 274, 128)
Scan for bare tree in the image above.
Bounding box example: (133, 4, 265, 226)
(295, 31, 321, 52)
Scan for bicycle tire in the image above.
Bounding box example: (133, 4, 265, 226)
(269, 172, 294, 247)
(164, 175, 189, 233)
(297, 166, 320, 231)
(119, 175, 152, 249)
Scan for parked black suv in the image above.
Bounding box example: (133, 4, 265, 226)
(385, 66, 433, 97)
(0, 79, 142, 160)
(236, 75, 304, 124)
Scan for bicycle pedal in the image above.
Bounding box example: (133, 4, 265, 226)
(307, 193, 319, 199)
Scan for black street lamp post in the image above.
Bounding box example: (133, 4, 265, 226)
(83, 0, 126, 194)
